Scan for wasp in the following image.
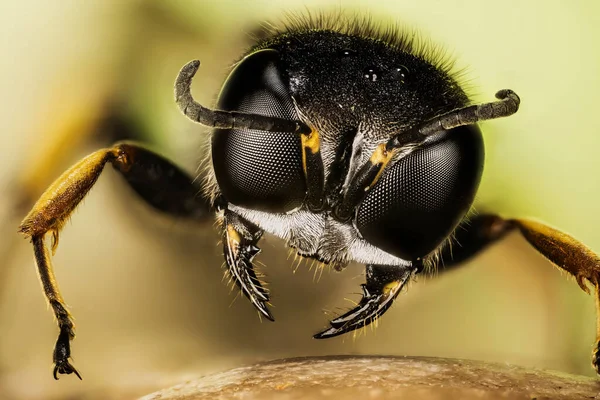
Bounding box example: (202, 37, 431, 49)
(19, 14, 600, 379)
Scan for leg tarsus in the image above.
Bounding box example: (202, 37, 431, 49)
(314, 263, 417, 339)
(30, 235, 81, 379)
(53, 325, 82, 380)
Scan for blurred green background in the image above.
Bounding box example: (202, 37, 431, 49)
(1, 0, 599, 399)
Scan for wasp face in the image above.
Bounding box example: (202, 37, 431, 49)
(173, 13, 522, 338)
(211, 27, 484, 266)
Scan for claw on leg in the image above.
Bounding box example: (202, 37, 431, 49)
(314, 264, 416, 339)
(223, 211, 273, 320)
(53, 326, 82, 380)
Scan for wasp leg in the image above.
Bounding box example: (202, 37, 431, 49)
(507, 218, 600, 375)
(18, 143, 211, 379)
(314, 263, 418, 339)
(438, 213, 515, 270)
(436, 214, 600, 374)
(32, 235, 81, 380)
(222, 210, 273, 320)
(443, 214, 600, 374)
(109, 143, 211, 219)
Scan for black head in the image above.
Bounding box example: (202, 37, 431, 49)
(255, 22, 470, 138)
(175, 14, 520, 262)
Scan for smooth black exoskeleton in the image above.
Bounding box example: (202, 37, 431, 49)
(19, 15, 600, 379)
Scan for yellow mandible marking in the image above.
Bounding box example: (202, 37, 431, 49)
(226, 225, 241, 245)
(368, 143, 396, 190)
(300, 128, 320, 176)
(383, 280, 401, 297)
(301, 128, 320, 154)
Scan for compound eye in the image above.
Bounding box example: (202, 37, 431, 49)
(212, 49, 306, 212)
(356, 125, 484, 261)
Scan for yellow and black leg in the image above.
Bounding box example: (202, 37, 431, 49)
(435, 213, 600, 375)
(509, 218, 600, 374)
(222, 210, 272, 320)
(18, 142, 212, 379)
(314, 262, 419, 338)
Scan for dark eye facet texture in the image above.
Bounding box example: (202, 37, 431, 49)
(212, 49, 306, 212)
(356, 125, 484, 261)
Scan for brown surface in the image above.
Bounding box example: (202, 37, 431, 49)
(140, 356, 600, 400)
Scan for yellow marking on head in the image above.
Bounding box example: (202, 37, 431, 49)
(369, 143, 393, 164)
(300, 128, 320, 176)
(367, 143, 396, 189)
(301, 128, 320, 154)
